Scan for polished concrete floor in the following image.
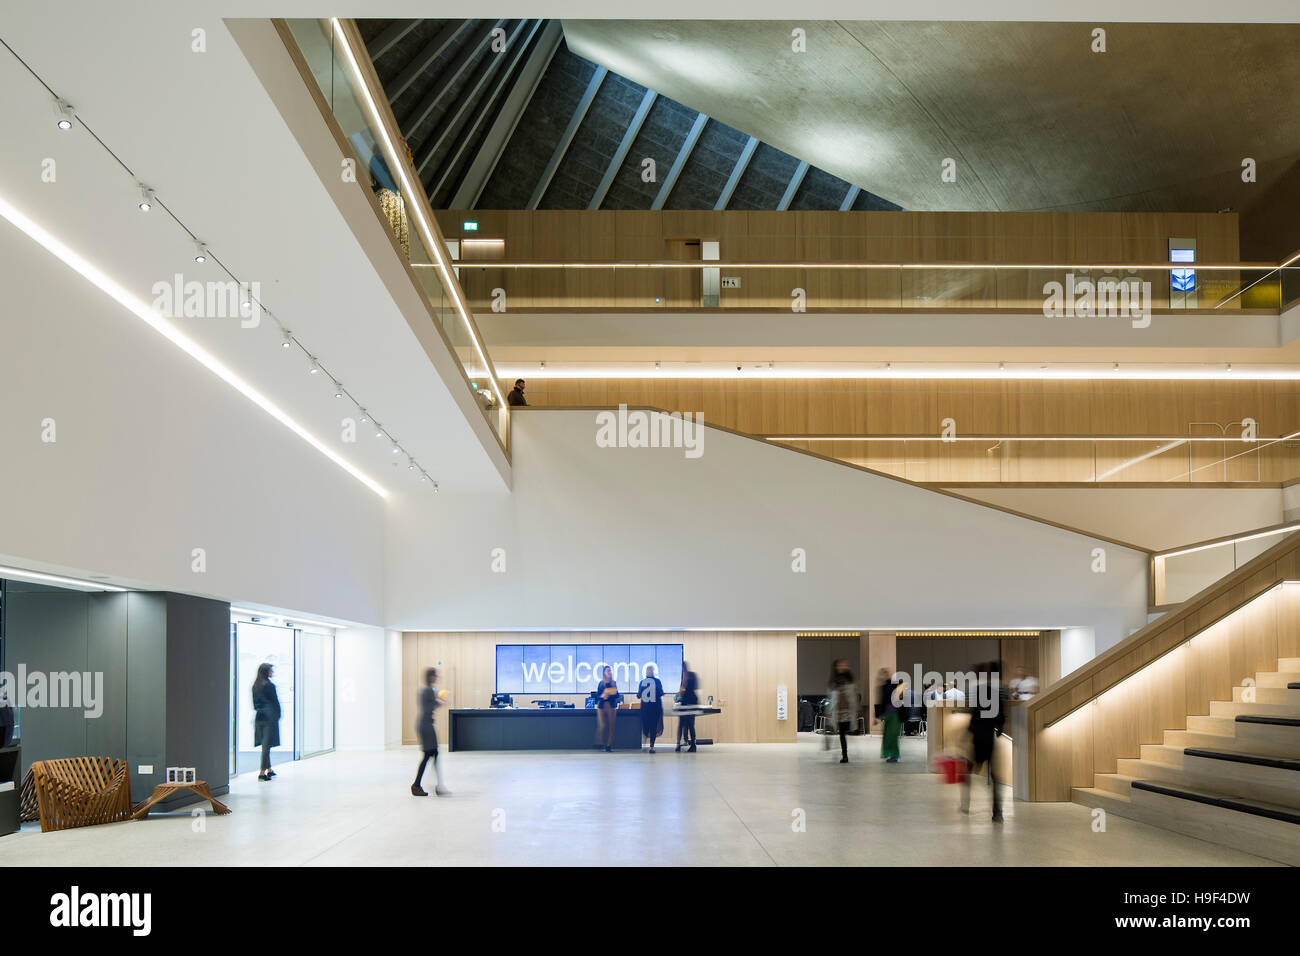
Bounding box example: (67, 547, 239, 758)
(0, 735, 1276, 866)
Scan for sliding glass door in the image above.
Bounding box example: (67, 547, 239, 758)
(230, 618, 335, 774)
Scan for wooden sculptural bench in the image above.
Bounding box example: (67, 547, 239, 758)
(19, 757, 133, 832)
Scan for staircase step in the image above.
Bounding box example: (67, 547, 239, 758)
(1116, 757, 1190, 786)
(1181, 749, 1300, 809)
(1140, 743, 1185, 768)
(1072, 786, 1131, 811)
(1210, 700, 1300, 719)
(1256, 671, 1300, 688)
(1233, 716, 1300, 759)
(1186, 715, 1235, 734)
(1233, 686, 1300, 704)
(1162, 729, 1239, 750)
(1094, 773, 1135, 797)
(1125, 782, 1300, 865)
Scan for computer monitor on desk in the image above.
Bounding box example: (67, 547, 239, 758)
(490, 694, 513, 709)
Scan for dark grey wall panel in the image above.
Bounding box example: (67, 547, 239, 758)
(5, 588, 90, 768)
(126, 592, 167, 803)
(796, 637, 861, 697)
(164, 593, 231, 804)
(85, 592, 128, 760)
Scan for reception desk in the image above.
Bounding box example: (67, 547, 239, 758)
(450, 708, 645, 751)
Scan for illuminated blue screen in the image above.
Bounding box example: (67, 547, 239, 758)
(495, 644, 684, 696)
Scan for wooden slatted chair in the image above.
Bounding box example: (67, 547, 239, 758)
(20, 757, 132, 832)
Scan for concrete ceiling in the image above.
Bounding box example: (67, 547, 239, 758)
(0, 5, 508, 497)
(561, 20, 1300, 221)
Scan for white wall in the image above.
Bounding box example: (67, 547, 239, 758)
(0, 229, 386, 625)
(1060, 627, 1096, 678)
(953, 486, 1284, 551)
(334, 626, 387, 750)
(385, 411, 1150, 652)
(385, 630, 404, 749)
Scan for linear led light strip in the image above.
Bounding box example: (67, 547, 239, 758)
(426, 261, 1277, 271)
(0, 191, 388, 498)
(767, 435, 1284, 443)
(0, 565, 127, 591)
(1157, 523, 1300, 560)
(330, 18, 497, 388)
(498, 365, 1300, 381)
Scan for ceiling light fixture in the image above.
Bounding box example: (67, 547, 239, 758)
(359, 410, 369, 424)
(55, 98, 75, 130)
(281, 330, 292, 349)
(0, 191, 388, 497)
(137, 184, 154, 212)
(333, 383, 343, 399)
(193, 241, 207, 264)
(308, 359, 319, 375)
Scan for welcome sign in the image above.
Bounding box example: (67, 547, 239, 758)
(495, 644, 684, 695)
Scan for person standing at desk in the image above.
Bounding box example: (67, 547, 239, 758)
(412, 667, 449, 797)
(637, 664, 665, 754)
(252, 663, 281, 782)
(676, 661, 699, 753)
(594, 666, 620, 752)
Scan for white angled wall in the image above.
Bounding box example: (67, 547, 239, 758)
(385, 411, 1151, 653)
(0, 231, 385, 625)
(334, 626, 387, 750)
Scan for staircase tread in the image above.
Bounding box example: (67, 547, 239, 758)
(1130, 780, 1300, 824)
(1236, 714, 1300, 727)
(1075, 786, 1131, 804)
(1183, 748, 1300, 771)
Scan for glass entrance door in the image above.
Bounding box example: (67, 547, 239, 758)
(234, 621, 296, 775)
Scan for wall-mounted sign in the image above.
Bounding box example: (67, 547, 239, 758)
(463, 220, 479, 231)
(776, 684, 788, 720)
(495, 644, 683, 694)
(721, 276, 741, 289)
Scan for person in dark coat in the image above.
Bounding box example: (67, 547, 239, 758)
(0, 689, 14, 747)
(507, 379, 528, 406)
(961, 662, 1007, 822)
(412, 667, 449, 796)
(637, 664, 665, 753)
(675, 662, 699, 752)
(252, 663, 281, 782)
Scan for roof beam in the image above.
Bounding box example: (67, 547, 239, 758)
(451, 19, 563, 210)
(651, 112, 708, 211)
(367, 19, 422, 63)
(527, 65, 608, 210)
(384, 20, 461, 102)
(416, 19, 532, 180)
(428, 19, 544, 203)
(839, 184, 861, 211)
(714, 135, 757, 210)
(587, 89, 657, 210)
(776, 160, 809, 211)
(400, 20, 502, 140)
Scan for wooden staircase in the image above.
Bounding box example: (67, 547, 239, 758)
(1073, 660, 1300, 865)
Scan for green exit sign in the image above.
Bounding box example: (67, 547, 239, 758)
(463, 221, 479, 231)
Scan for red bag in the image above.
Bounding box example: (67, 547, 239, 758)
(933, 755, 968, 784)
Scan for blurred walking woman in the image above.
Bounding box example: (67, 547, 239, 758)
(638, 664, 665, 753)
(594, 665, 620, 752)
(829, 660, 857, 764)
(412, 667, 449, 796)
(252, 663, 281, 782)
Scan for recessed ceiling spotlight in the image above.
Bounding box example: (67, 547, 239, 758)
(55, 98, 75, 130)
(137, 185, 154, 212)
(193, 242, 207, 264)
